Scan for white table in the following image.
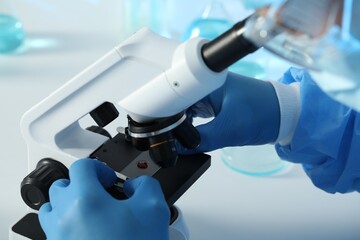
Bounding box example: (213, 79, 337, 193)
(1, 1, 359, 239)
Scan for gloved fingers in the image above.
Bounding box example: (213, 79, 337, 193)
(48, 179, 70, 206)
(123, 176, 164, 200)
(39, 180, 67, 231)
(176, 119, 224, 154)
(51, 178, 70, 188)
(195, 121, 224, 152)
(175, 140, 199, 155)
(39, 202, 52, 214)
(39, 202, 52, 232)
(123, 176, 170, 224)
(69, 158, 117, 192)
(186, 99, 216, 119)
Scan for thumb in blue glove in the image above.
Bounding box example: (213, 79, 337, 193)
(39, 158, 170, 240)
(178, 72, 280, 154)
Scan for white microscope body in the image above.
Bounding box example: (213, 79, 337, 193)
(21, 27, 226, 172)
(10, 28, 227, 240)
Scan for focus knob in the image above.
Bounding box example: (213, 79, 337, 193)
(21, 158, 69, 210)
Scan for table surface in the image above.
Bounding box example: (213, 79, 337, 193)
(1, 1, 359, 239)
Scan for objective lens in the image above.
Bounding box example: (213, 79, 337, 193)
(149, 136, 178, 168)
(173, 117, 200, 149)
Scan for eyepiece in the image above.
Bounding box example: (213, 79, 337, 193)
(201, 16, 259, 72)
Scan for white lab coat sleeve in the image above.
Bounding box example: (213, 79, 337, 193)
(268, 80, 301, 145)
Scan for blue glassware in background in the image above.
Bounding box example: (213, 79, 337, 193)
(181, 1, 232, 41)
(121, 0, 168, 38)
(0, 1, 25, 53)
(182, 0, 265, 79)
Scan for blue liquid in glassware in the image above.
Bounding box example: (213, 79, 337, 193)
(0, 13, 25, 53)
(182, 18, 231, 41)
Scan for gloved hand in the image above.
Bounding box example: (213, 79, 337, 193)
(39, 158, 170, 240)
(178, 72, 280, 153)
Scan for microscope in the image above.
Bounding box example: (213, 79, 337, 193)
(9, 16, 259, 240)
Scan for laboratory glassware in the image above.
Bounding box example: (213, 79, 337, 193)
(0, 0, 25, 53)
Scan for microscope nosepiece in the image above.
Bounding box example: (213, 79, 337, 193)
(127, 112, 199, 168)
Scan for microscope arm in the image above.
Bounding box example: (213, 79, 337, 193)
(21, 28, 227, 171)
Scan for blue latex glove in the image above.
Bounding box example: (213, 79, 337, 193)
(39, 158, 170, 240)
(178, 72, 280, 153)
(275, 68, 360, 193)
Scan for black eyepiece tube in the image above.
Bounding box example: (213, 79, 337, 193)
(201, 16, 259, 72)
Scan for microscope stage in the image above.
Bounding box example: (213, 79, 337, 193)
(12, 132, 211, 239)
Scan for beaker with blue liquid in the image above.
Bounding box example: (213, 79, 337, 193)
(0, 0, 25, 53)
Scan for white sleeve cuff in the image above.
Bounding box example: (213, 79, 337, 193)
(269, 80, 301, 145)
